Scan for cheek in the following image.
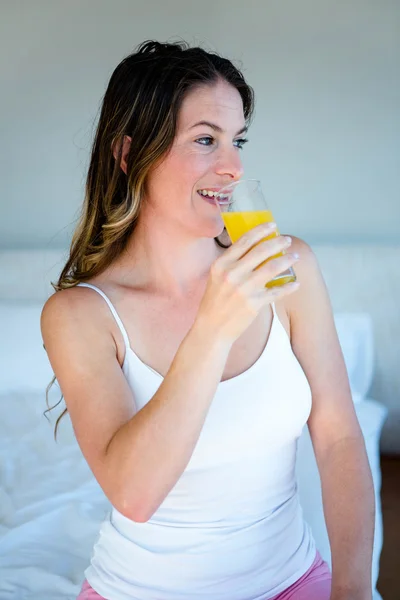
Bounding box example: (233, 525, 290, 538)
(149, 145, 212, 194)
(170, 145, 212, 179)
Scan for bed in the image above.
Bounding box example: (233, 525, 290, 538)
(0, 249, 388, 600)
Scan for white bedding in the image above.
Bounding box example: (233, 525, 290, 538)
(0, 389, 110, 600)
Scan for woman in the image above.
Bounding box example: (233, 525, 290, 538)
(41, 40, 375, 600)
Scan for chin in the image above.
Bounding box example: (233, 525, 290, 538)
(192, 193, 224, 236)
(200, 217, 225, 240)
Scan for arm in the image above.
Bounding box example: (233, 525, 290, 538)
(41, 287, 232, 523)
(284, 238, 375, 600)
(41, 225, 296, 524)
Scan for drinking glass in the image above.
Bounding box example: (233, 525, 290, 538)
(214, 179, 296, 288)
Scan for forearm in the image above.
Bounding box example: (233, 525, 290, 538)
(105, 322, 231, 522)
(319, 436, 375, 599)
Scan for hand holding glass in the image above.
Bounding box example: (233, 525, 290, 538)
(214, 179, 297, 288)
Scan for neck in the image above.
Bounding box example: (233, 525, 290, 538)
(118, 215, 224, 299)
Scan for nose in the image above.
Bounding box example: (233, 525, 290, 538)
(214, 145, 244, 181)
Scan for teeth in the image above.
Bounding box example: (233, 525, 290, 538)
(198, 190, 230, 199)
(198, 190, 218, 197)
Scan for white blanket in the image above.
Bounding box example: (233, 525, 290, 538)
(0, 389, 110, 600)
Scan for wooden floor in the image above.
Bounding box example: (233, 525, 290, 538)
(377, 456, 400, 600)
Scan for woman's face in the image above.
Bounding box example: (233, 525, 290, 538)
(144, 78, 247, 238)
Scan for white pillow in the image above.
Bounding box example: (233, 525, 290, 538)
(334, 312, 374, 403)
(0, 301, 53, 394)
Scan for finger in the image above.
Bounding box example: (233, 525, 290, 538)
(251, 252, 300, 286)
(264, 281, 300, 299)
(259, 280, 301, 302)
(235, 235, 292, 275)
(217, 222, 278, 267)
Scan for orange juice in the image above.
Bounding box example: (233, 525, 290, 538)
(221, 210, 296, 288)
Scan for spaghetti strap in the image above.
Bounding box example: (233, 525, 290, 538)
(76, 283, 131, 350)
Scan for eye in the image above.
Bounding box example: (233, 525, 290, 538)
(234, 138, 249, 149)
(195, 136, 215, 146)
(195, 136, 249, 149)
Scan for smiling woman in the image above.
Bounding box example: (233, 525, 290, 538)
(38, 39, 375, 600)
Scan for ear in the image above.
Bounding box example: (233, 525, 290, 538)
(112, 135, 132, 175)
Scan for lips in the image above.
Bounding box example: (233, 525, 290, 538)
(197, 191, 218, 205)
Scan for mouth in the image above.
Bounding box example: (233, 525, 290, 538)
(197, 191, 217, 205)
(197, 189, 231, 206)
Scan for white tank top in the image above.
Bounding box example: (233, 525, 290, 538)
(77, 282, 316, 600)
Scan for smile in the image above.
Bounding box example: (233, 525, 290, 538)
(197, 191, 218, 205)
(197, 189, 232, 206)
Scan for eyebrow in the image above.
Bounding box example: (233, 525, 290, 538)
(189, 121, 248, 136)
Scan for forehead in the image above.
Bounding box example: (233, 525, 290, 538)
(177, 80, 245, 129)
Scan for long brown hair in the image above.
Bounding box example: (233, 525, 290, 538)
(44, 39, 255, 440)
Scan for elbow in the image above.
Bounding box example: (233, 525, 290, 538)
(116, 495, 157, 523)
(121, 510, 150, 523)
(120, 508, 153, 524)
(103, 458, 155, 522)
(106, 466, 165, 523)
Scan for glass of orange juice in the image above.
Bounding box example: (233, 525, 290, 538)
(215, 179, 296, 289)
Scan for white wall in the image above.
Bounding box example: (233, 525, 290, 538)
(1, 0, 399, 248)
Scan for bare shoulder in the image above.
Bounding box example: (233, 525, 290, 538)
(277, 235, 324, 330)
(41, 285, 101, 335)
(287, 235, 316, 266)
(282, 234, 320, 295)
(41, 284, 102, 318)
(40, 285, 119, 359)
